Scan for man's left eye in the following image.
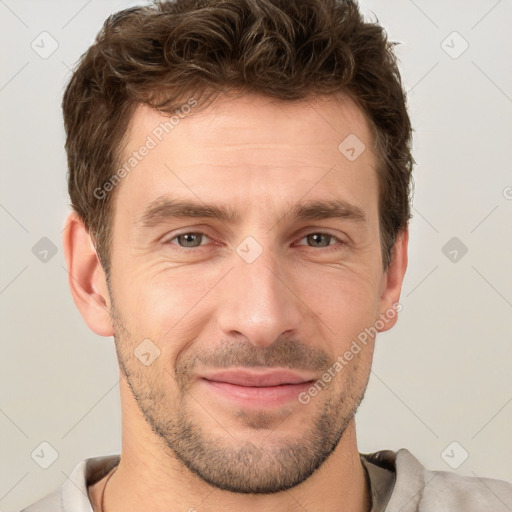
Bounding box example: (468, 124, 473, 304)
(296, 233, 340, 248)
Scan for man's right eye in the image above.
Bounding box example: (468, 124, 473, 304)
(166, 232, 211, 248)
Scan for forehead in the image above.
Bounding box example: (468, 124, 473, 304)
(114, 92, 378, 223)
(129, 92, 372, 154)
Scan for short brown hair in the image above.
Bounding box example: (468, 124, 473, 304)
(62, 0, 414, 274)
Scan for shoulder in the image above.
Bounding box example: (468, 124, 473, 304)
(19, 455, 119, 512)
(19, 489, 61, 512)
(390, 448, 512, 511)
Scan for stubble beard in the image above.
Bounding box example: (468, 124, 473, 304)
(110, 300, 369, 494)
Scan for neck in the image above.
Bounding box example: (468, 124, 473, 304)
(98, 378, 371, 512)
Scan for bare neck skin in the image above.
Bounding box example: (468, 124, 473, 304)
(89, 378, 371, 512)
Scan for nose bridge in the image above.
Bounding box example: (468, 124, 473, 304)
(217, 238, 303, 346)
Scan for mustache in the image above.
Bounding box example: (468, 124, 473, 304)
(175, 337, 333, 381)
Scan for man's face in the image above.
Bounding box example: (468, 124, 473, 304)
(107, 93, 394, 493)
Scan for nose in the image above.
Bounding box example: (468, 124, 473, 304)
(216, 244, 305, 347)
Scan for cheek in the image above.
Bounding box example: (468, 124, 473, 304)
(291, 261, 381, 340)
(112, 260, 223, 342)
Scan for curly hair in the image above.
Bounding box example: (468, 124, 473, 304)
(62, 0, 414, 273)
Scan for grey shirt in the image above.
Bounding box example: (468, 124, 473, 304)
(20, 448, 512, 511)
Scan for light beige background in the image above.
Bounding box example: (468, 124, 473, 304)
(1, 0, 511, 510)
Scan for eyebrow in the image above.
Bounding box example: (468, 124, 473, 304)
(136, 197, 367, 229)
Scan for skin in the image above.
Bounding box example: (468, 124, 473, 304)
(63, 92, 408, 512)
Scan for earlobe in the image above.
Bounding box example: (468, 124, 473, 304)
(376, 226, 409, 333)
(62, 212, 114, 337)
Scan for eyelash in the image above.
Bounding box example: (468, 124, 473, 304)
(164, 231, 346, 252)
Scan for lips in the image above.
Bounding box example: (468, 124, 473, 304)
(197, 369, 317, 407)
(199, 369, 315, 387)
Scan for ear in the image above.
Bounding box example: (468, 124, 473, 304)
(376, 225, 409, 333)
(62, 212, 113, 337)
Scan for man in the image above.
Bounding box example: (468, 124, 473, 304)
(21, 0, 512, 511)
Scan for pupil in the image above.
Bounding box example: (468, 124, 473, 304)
(309, 234, 329, 247)
(181, 233, 200, 247)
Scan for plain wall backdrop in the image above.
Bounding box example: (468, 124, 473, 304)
(1, 0, 511, 510)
